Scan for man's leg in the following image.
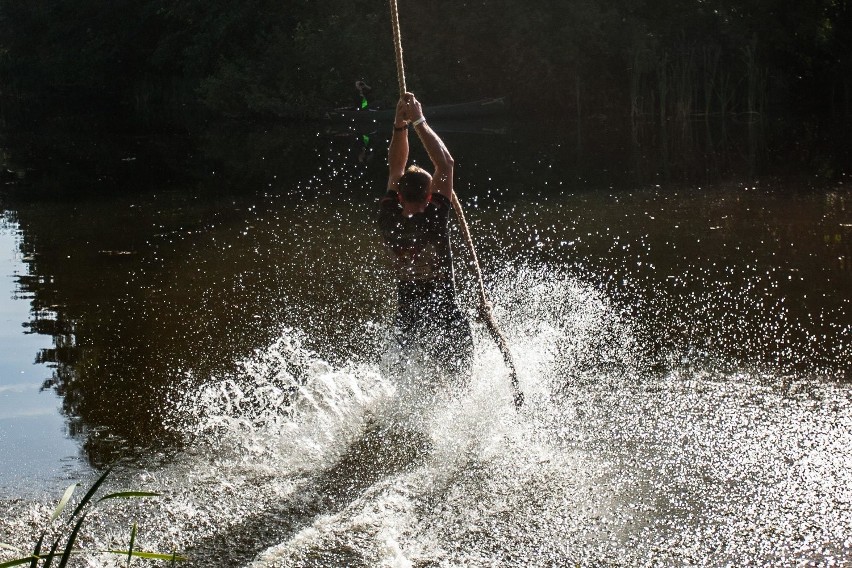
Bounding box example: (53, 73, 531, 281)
(428, 306, 473, 381)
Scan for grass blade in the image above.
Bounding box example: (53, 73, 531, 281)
(70, 466, 113, 519)
(126, 523, 137, 567)
(42, 536, 61, 568)
(0, 544, 22, 552)
(98, 492, 160, 502)
(28, 533, 44, 568)
(106, 550, 187, 562)
(0, 557, 40, 568)
(57, 513, 87, 568)
(50, 484, 78, 523)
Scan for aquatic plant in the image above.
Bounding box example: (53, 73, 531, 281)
(0, 467, 186, 567)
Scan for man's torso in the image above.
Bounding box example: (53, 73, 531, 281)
(377, 191, 455, 285)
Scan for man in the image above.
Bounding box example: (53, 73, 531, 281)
(377, 92, 473, 379)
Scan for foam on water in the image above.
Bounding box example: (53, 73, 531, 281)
(2, 266, 850, 566)
(173, 330, 394, 475)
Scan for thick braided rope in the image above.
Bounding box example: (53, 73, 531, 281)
(451, 192, 519, 381)
(389, 0, 406, 96)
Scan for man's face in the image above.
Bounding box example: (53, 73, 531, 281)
(401, 186, 432, 207)
(400, 170, 433, 204)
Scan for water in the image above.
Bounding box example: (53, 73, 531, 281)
(0, 222, 85, 493)
(0, 119, 850, 565)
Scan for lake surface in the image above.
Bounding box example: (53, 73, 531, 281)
(0, 116, 850, 565)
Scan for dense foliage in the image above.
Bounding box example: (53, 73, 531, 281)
(0, 0, 849, 122)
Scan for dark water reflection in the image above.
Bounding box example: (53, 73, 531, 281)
(4, 191, 396, 468)
(479, 187, 850, 378)
(1, 115, 850, 482)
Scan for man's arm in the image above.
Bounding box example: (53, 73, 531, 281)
(407, 94, 454, 199)
(387, 97, 409, 190)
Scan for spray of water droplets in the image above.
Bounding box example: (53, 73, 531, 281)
(1, 264, 849, 567)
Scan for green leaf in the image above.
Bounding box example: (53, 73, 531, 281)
(50, 484, 78, 523)
(0, 557, 39, 568)
(57, 514, 87, 568)
(126, 523, 137, 567)
(70, 466, 113, 519)
(106, 550, 188, 562)
(98, 491, 160, 502)
(42, 536, 61, 568)
(29, 533, 44, 568)
(5, 550, 65, 568)
(0, 544, 21, 552)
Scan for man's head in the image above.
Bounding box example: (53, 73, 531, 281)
(398, 165, 432, 204)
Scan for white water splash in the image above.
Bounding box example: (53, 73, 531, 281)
(174, 329, 395, 476)
(2, 267, 850, 567)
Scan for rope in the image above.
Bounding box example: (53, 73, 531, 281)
(389, 0, 406, 96)
(388, 0, 523, 408)
(450, 192, 523, 408)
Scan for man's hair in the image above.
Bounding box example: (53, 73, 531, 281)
(398, 165, 432, 203)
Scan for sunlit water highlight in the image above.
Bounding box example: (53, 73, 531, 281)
(4, 261, 849, 566)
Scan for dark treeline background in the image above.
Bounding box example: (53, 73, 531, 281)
(1, 0, 850, 124)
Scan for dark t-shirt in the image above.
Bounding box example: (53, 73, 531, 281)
(377, 190, 473, 374)
(377, 190, 458, 316)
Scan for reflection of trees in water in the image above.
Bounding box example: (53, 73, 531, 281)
(9, 196, 289, 466)
(1, 119, 388, 462)
(8, 184, 394, 467)
(1, 118, 392, 465)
